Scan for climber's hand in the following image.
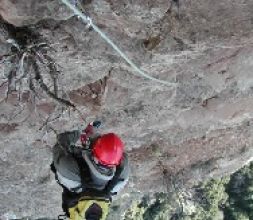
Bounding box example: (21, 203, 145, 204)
(92, 120, 101, 128)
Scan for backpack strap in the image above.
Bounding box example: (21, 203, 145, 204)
(104, 167, 123, 195)
(74, 155, 93, 190)
(104, 154, 128, 194)
(50, 162, 57, 174)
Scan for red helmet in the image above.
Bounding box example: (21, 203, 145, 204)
(92, 133, 124, 166)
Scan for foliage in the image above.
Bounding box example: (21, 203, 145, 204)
(124, 201, 146, 220)
(123, 162, 253, 220)
(224, 162, 253, 220)
(223, 206, 249, 220)
(123, 193, 179, 220)
(189, 178, 229, 220)
(142, 195, 170, 220)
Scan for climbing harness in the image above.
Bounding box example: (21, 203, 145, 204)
(60, 0, 176, 86)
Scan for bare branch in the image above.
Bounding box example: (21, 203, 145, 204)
(0, 54, 17, 64)
(8, 103, 26, 122)
(6, 68, 17, 99)
(15, 52, 28, 82)
(0, 81, 8, 88)
(42, 53, 59, 97)
(39, 112, 62, 131)
(31, 57, 75, 108)
(1, 17, 85, 132)
(34, 51, 60, 97)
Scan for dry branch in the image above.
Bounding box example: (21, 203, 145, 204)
(1, 17, 85, 133)
(31, 57, 75, 108)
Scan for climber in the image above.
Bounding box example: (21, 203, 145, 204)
(51, 121, 129, 220)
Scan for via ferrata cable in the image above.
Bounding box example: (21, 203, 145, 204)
(60, 0, 177, 87)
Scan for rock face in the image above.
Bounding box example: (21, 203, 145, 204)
(0, 0, 72, 26)
(0, 0, 253, 219)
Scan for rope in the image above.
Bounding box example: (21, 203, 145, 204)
(60, 0, 176, 87)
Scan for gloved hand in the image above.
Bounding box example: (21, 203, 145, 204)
(92, 120, 101, 128)
(80, 121, 101, 146)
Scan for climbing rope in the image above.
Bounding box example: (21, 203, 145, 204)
(60, 0, 176, 87)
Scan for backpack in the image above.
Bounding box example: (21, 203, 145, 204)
(52, 155, 112, 220)
(68, 196, 110, 220)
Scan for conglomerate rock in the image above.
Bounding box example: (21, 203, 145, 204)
(0, 0, 253, 219)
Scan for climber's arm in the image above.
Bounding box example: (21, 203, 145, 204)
(57, 130, 81, 154)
